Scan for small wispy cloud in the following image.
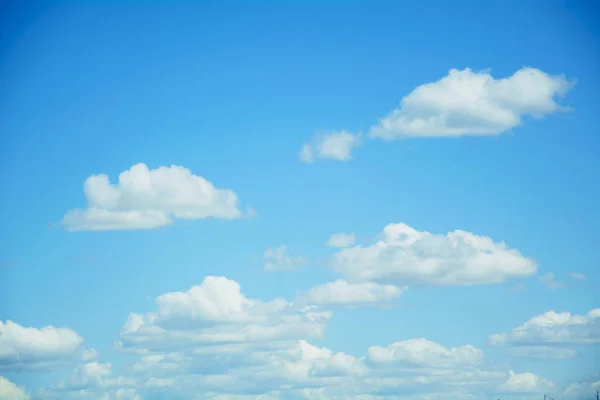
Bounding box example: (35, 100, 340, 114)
(538, 272, 567, 290)
(569, 272, 586, 280)
(263, 245, 305, 271)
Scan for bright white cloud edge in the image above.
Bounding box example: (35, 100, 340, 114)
(368, 67, 574, 140)
(331, 222, 537, 286)
(62, 163, 252, 232)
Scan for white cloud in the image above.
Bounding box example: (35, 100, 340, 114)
(326, 233, 356, 248)
(366, 338, 483, 368)
(119, 276, 331, 352)
(368, 67, 574, 140)
(563, 373, 600, 399)
(490, 308, 600, 347)
(62, 163, 248, 231)
(304, 279, 405, 306)
(538, 272, 567, 290)
(299, 131, 362, 163)
(331, 222, 537, 286)
(499, 371, 556, 394)
(569, 272, 586, 280)
(264, 245, 305, 271)
(0, 320, 84, 370)
(0, 376, 29, 400)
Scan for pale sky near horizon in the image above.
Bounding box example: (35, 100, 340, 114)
(1, 1, 599, 399)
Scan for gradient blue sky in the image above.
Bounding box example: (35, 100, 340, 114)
(1, 1, 599, 399)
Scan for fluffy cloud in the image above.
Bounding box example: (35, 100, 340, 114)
(299, 131, 362, 163)
(0, 377, 29, 400)
(304, 279, 405, 306)
(326, 233, 356, 248)
(331, 222, 537, 286)
(367, 339, 483, 369)
(264, 245, 305, 271)
(62, 163, 248, 231)
(119, 276, 331, 352)
(368, 67, 573, 139)
(538, 272, 567, 290)
(499, 371, 556, 394)
(490, 308, 600, 347)
(0, 320, 84, 370)
(15, 273, 572, 400)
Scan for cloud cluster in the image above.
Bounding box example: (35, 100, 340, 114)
(5, 276, 597, 400)
(331, 222, 537, 286)
(62, 163, 248, 231)
(298, 67, 574, 163)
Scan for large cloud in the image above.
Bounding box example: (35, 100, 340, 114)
(118, 276, 332, 352)
(7, 275, 590, 400)
(62, 163, 249, 231)
(490, 308, 600, 347)
(0, 321, 84, 370)
(369, 67, 573, 139)
(331, 223, 537, 286)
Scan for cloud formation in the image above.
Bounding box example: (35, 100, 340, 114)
(4, 275, 594, 400)
(299, 131, 362, 163)
(0, 320, 84, 370)
(331, 222, 537, 286)
(490, 308, 600, 347)
(369, 67, 573, 139)
(62, 163, 248, 231)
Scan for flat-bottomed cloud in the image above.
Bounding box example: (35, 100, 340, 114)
(62, 163, 249, 231)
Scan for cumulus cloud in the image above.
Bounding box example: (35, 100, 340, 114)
(331, 222, 537, 286)
(119, 276, 331, 352)
(299, 131, 362, 163)
(0, 376, 29, 400)
(369, 67, 574, 140)
(490, 308, 600, 347)
(499, 370, 556, 394)
(326, 233, 356, 248)
(367, 339, 483, 369)
(62, 163, 249, 231)
(304, 279, 405, 306)
(0, 320, 84, 370)
(538, 272, 567, 290)
(9, 275, 589, 400)
(264, 245, 305, 271)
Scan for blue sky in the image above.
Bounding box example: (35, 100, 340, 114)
(0, 1, 599, 399)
